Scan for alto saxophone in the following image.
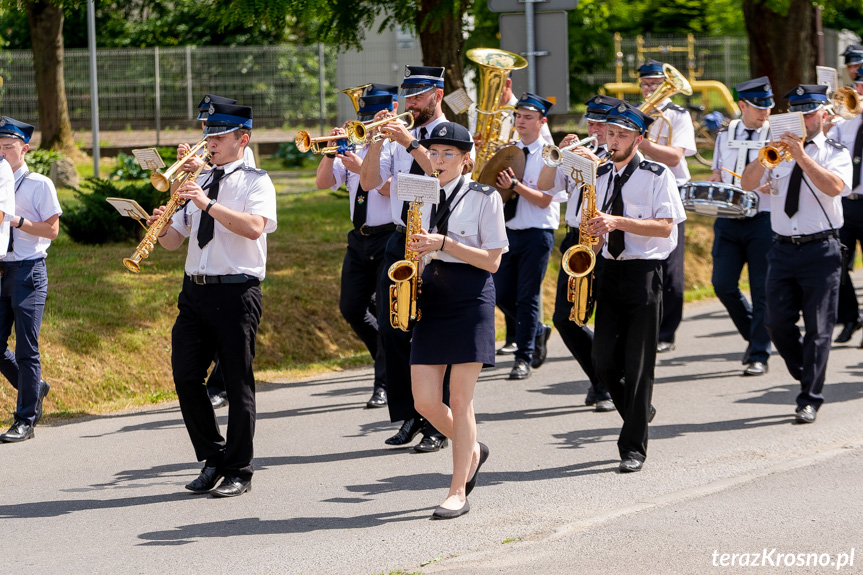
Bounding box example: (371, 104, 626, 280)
(387, 195, 423, 331)
(562, 178, 600, 326)
(123, 152, 212, 272)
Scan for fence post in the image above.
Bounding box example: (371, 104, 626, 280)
(186, 45, 193, 121)
(318, 43, 326, 135)
(155, 47, 161, 146)
(724, 37, 731, 88)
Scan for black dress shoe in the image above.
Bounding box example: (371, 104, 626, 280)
(656, 341, 675, 353)
(741, 342, 753, 365)
(35, 380, 50, 425)
(795, 405, 817, 424)
(185, 466, 223, 493)
(619, 458, 643, 473)
(0, 420, 34, 443)
(595, 399, 615, 412)
(584, 386, 597, 406)
(385, 417, 424, 446)
(431, 499, 470, 520)
(465, 442, 489, 496)
(366, 388, 387, 408)
(414, 434, 448, 453)
(496, 342, 517, 355)
(743, 361, 768, 376)
(509, 359, 531, 380)
(531, 324, 553, 368)
(835, 317, 863, 343)
(648, 404, 656, 423)
(210, 476, 252, 498)
(209, 391, 228, 409)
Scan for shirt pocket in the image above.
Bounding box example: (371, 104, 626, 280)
(623, 200, 651, 220)
(449, 220, 478, 239)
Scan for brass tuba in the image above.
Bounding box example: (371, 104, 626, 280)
(638, 63, 693, 144)
(468, 48, 528, 180)
(340, 83, 372, 113)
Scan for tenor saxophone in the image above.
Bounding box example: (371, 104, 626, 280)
(387, 196, 423, 331)
(123, 152, 212, 273)
(562, 178, 600, 326)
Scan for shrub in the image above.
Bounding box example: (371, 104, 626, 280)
(60, 179, 167, 244)
(275, 141, 309, 168)
(109, 153, 149, 180)
(26, 149, 65, 176)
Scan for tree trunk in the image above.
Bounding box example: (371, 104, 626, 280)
(27, 1, 76, 154)
(743, 0, 817, 112)
(416, 0, 470, 127)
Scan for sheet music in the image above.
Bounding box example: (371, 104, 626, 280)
(561, 151, 597, 187)
(768, 112, 805, 139)
(816, 66, 838, 94)
(443, 88, 474, 115)
(106, 197, 150, 221)
(396, 173, 441, 203)
(131, 148, 165, 170)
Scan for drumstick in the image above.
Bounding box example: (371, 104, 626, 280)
(722, 167, 743, 180)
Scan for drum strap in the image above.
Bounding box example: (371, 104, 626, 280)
(727, 120, 770, 186)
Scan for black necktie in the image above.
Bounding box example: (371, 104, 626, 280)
(607, 175, 625, 259)
(743, 128, 755, 167)
(352, 181, 369, 229)
(430, 188, 446, 228)
(504, 146, 530, 221)
(401, 127, 429, 225)
(8, 171, 31, 254)
(853, 122, 863, 189)
(197, 168, 224, 248)
(783, 141, 813, 218)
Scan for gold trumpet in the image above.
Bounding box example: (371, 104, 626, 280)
(757, 142, 794, 169)
(541, 135, 599, 168)
(294, 130, 352, 154)
(638, 63, 692, 144)
(344, 112, 415, 146)
(150, 140, 208, 192)
(832, 86, 863, 120)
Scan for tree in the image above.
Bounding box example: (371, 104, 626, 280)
(742, 0, 818, 108)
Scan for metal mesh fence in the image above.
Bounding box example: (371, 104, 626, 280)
(0, 35, 750, 130)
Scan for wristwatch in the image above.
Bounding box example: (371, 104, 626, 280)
(509, 178, 519, 191)
(407, 139, 421, 152)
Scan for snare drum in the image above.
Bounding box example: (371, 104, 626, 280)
(680, 181, 759, 218)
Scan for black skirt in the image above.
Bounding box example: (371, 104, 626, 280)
(410, 260, 496, 366)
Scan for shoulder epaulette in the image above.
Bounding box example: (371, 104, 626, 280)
(597, 163, 614, 177)
(663, 102, 685, 113)
(239, 165, 268, 175)
(716, 125, 729, 133)
(639, 160, 666, 175)
(826, 138, 846, 150)
(469, 181, 495, 196)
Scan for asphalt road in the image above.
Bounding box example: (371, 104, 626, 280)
(3, 296, 863, 575)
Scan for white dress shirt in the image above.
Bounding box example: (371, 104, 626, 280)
(757, 131, 852, 236)
(643, 98, 697, 187)
(0, 160, 14, 258)
(330, 146, 391, 227)
(171, 158, 278, 279)
(595, 153, 687, 260)
(5, 163, 62, 261)
(827, 114, 863, 196)
(712, 120, 772, 212)
(505, 137, 565, 230)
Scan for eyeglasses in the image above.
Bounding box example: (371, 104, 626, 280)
(428, 151, 463, 161)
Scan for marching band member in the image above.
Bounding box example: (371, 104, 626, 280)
(0, 117, 55, 443)
(637, 59, 697, 353)
(493, 92, 564, 380)
(408, 122, 507, 519)
(359, 65, 450, 452)
(707, 77, 774, 376)
(151, 102, 277, 496)
(741, 85, 852, 424)
(843, 45, 863, 84)
(316, 86, 397, 409)
(551, 95, 624, 412)
(829, 72, 863, 345)
(589, 103, 685, 473)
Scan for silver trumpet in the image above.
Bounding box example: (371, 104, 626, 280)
(541, 135, 599, 168)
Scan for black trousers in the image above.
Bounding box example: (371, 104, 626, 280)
(837, 198, 863, 324)
(551, 230, 610, 400)
(340, 228, 388, 391)
(764, 237, 842, 410)
(658, 221, 684, 343)
(378, 231, 449, 428)
(172, 277, 262, 480)
(592, 259, 662, 462)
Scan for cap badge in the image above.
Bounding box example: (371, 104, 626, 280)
(204, 96, 211, 103)
(595, 96, 603, 104)
(439, 126, 447, 136)
(617, 104, 626, 113)
(763, 84, 770, 91)
(404, 67, 410, 78)
(796, 87, 804, 96)
(0, 118, 6, 127)
(208, 104, 215, 115)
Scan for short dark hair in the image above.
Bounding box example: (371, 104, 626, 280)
(235, 128, 251, 141)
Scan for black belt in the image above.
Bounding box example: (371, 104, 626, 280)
(357, 223, 396, 236)
(0, 257, 44, 268)
(186, 273, 255, 285)
(395, 225, 407, 234)
(773, 230, 838, 245)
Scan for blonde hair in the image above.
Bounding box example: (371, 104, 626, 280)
(461, 155, 475, 175)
